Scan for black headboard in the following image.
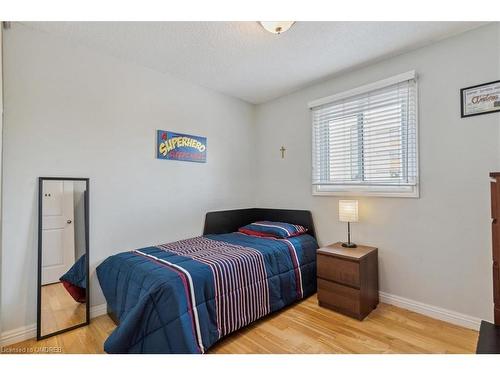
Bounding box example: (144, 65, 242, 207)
(203, 208, 316, 239)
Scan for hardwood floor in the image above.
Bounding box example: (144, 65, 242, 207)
(40, 282, 86, 337)
(3, 295, 478, 354)
(3, 314, 113, 354)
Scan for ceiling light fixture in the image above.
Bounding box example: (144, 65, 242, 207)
(259, 21, 295, 35)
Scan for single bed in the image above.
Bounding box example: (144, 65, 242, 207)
(96, 208, 318, 353)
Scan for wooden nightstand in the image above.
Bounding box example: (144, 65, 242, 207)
(317, 242, 379, 320)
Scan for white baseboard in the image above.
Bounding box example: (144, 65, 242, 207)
(0, 303, 108, 347)
(90, 303, 107, 319)
(0, 324, 37, 347)
(379, 291, 481, 331)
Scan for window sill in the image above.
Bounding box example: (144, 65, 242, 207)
(312, 184, 419, 198)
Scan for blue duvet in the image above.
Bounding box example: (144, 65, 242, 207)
(60, 254, 86, 289)
(96, 232, 317, 353)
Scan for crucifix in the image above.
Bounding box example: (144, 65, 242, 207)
(280, 146, 286, 159)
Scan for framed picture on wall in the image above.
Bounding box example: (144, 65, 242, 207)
(156, 130, 207, 163)
(461, 80, 500, 118)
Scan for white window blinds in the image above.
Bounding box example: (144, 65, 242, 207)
(311, 73, 418, 194)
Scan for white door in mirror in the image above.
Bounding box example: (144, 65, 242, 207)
(42, 180, 75, 285)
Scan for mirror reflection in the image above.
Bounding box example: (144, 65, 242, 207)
(39, 178, 89, 338)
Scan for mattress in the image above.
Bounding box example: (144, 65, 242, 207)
(96, 232, 318, 353)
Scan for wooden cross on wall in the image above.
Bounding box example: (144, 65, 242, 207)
(280, 146, 286, 159)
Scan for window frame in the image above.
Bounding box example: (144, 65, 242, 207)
(309, 71, 419, 198)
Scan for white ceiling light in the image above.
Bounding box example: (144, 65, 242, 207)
(259, 21, 295, 35)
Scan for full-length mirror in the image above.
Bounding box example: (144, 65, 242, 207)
(37, 177, 90, 339)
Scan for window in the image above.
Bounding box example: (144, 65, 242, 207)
(310, 71, 418, 197)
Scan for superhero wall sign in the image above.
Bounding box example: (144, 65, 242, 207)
(157, 130, 207, 163)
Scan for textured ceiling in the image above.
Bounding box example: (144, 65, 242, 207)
(24, 21, 486, 104)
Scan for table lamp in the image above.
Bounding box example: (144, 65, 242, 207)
(339, 200, 358, 248)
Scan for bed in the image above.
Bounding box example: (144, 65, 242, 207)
(96, 208, 318, 354)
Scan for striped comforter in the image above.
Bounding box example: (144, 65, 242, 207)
(96, 232, 317, 353)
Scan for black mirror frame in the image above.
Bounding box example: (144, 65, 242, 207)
(37, 177, 90, 340)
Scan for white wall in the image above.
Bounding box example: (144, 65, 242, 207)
(0, 23, 256, 333)
(73, 182, 87, 259)
(254, 23, 500, 322)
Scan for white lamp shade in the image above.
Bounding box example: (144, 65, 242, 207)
(259, 21, 295, 34)
(339, 200, 359, 223)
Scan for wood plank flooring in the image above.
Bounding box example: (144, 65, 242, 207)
(40, 282, 86, 337)
(3, 295, 478, 354)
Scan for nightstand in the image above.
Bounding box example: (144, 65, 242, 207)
(317, 242, 379, 320)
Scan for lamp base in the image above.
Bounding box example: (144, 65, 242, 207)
(341, 242, 357, 248)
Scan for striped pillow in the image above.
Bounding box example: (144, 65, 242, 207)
(238, 221, 307, 239)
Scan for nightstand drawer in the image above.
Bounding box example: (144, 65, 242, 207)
(317, 254, 360, 287)
(317, 279, 360, 316)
